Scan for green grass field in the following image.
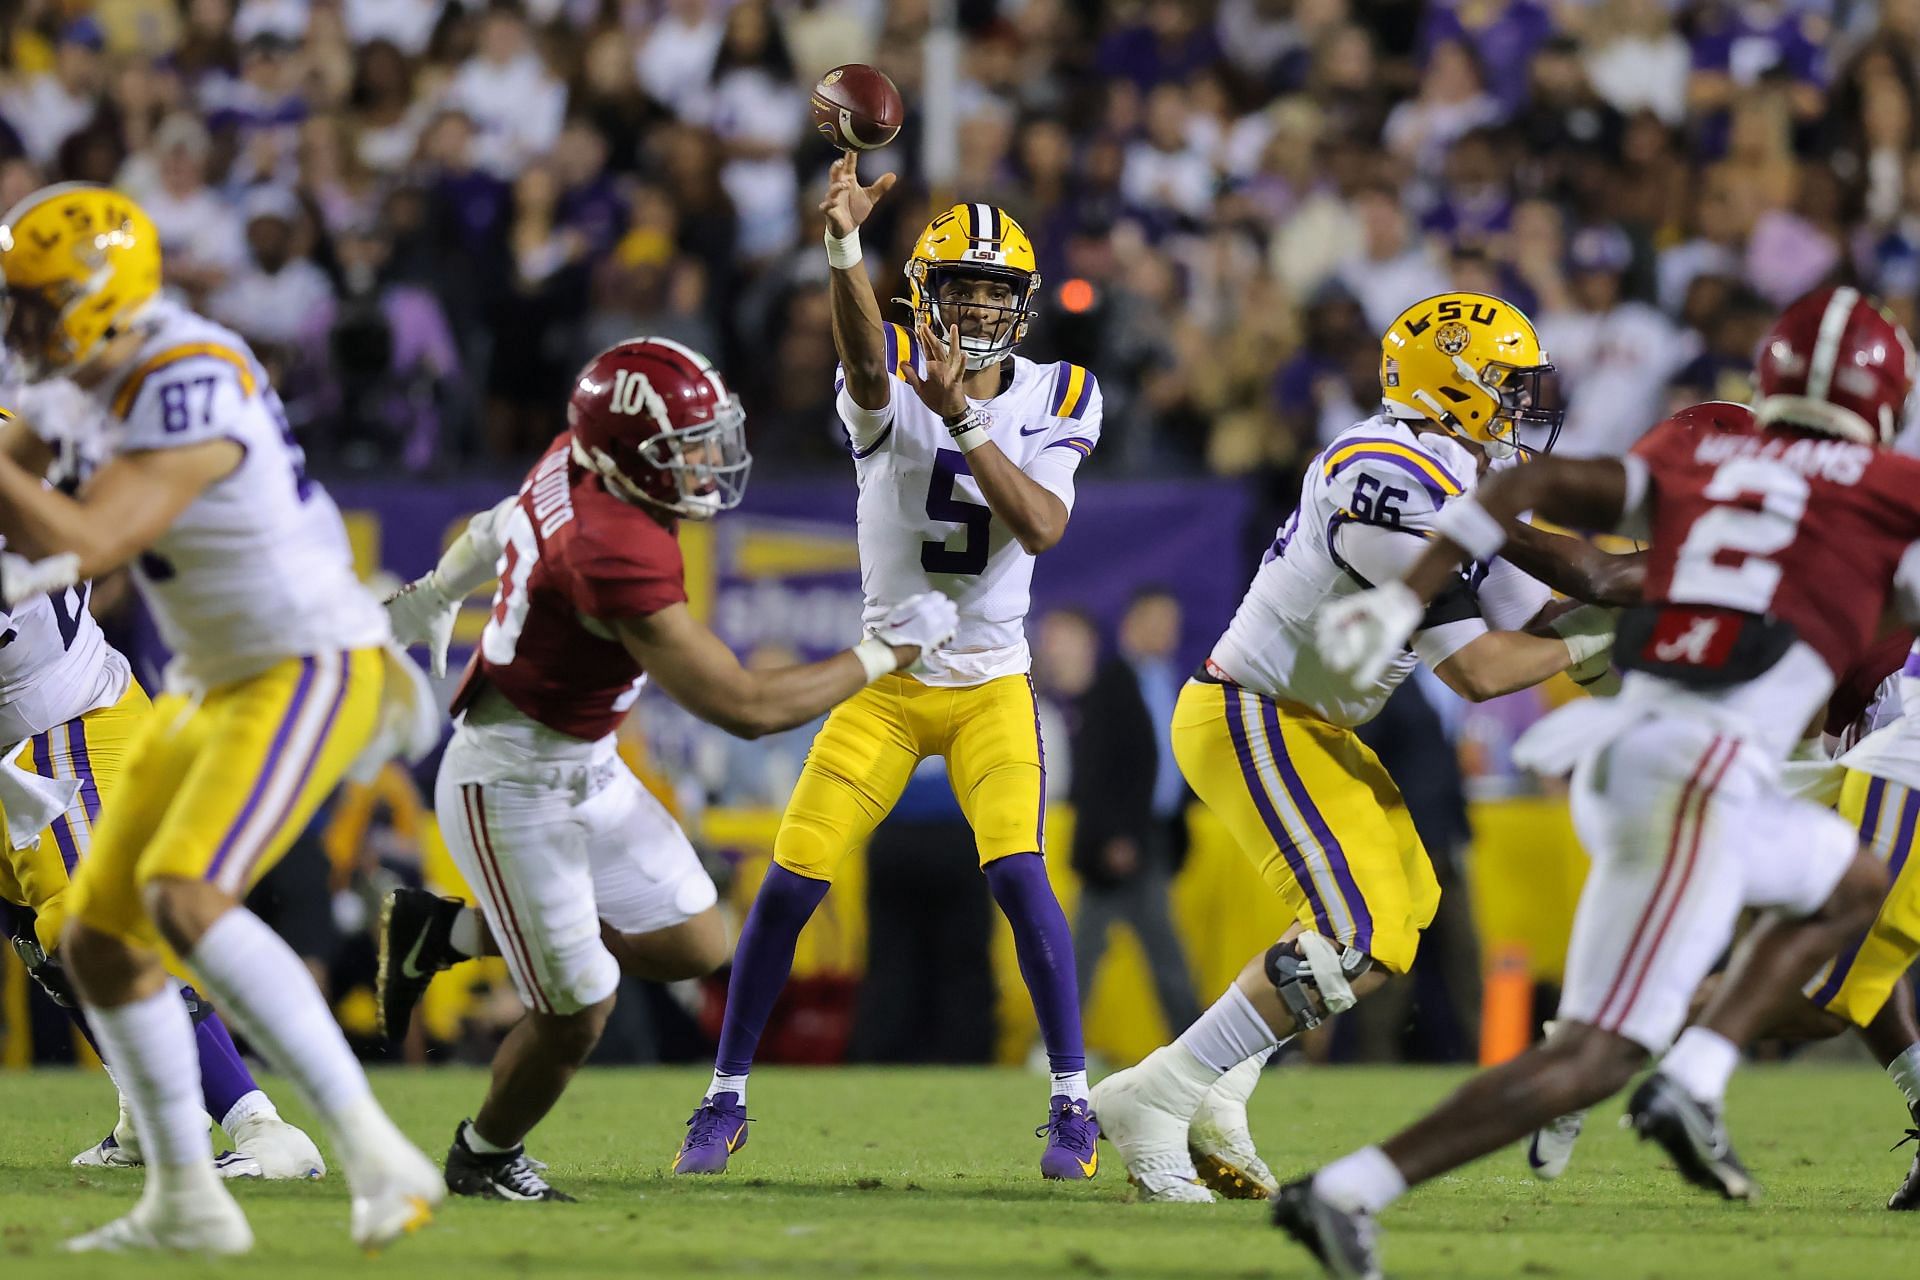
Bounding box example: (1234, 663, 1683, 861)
(1, 1064, 1914, 1279)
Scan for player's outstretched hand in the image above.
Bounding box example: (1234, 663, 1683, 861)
(820, 150, 896, 239)
(901, 318, 969, 420)
(872, 590, 960, 668)
(0, 550, 79, 612)
(385, 576, 459, 678)
(1315, 581, 1423, 687)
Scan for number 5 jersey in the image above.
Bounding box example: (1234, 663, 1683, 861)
(837, 323, 1100, 686)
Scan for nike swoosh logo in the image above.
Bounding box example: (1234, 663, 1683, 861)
(1076, 1151, 1097, 1177)
(1018, 425, 1048, 436)
(726, 1124, 746, 1152)
(399, 929, 434, 980)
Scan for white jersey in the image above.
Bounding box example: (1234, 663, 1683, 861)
(1833, 641, 1920, 790)
(87, 302, 388, 691)
(836, 323, 1100, 687)
(1208, 414, 1550, 727)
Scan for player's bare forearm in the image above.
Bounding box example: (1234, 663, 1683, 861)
(0, 442, 234, 579)
(1432, 630, 1579, 702)
(1502, 523, 1647, 607)
(0, 416, 54, 478)
(829, 263, 891, 409)
(1407, 458, 1632, 605)
(967, 443, 1068, 553)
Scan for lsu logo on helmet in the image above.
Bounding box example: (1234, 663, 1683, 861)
(0, 183, 161, 379)
(1380, 292, 1561, 459)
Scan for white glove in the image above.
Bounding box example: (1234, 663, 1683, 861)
(0, 551, 79, 610)
(385, 576, 459, 678)
(1315, 581, 1423, 687)
(872, 590, 960, 656)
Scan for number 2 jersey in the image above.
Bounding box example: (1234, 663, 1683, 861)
(84, 301, 388, 691)
(836, 323, 1100, 687)
(1207, 414, 1550, 727)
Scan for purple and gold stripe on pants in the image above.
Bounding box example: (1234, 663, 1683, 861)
(1810, 776, 1919, 1008)
(203, 652, 352, 894)
(29, 718, 103, 871)
(1222, 687, 1374, 953)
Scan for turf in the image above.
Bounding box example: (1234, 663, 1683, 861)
(1, 1064, 1914, 1279)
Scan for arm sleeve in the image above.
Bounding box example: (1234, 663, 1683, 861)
(432, 496, 517, 597)
(1025, 371, 1103, 513)
(835, 322, 921, 455)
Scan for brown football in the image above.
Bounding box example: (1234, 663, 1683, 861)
(810, 63, 903, 151)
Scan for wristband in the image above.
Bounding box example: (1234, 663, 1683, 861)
(945, 406, 990, 452)
(825, 227, 863, 270)
(853, 634, 899, 683)
(1432, 496, 1508, 561)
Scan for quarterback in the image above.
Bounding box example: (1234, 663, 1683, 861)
(0, 184, 440, 1254)
(675, 153, 1101, 1178)
(1093, 293, 1630, 1201)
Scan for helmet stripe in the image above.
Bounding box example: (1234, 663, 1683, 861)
(641, 335, 711, 371)
(973, 203, 994, 244)
(1807, 286, 1860, 404)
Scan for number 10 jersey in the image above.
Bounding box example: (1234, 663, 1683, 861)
(836, 324, 1101, 687)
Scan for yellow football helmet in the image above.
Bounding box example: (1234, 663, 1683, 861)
(902, 203, 1041, 371)
(1379, 292, 1561, 459)
(0, 183, 162, 378)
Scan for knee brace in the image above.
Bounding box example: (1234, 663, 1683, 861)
(10, 933, 77, 1009)
(1263, 931, 1372, 1031)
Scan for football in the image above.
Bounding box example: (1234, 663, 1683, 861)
(810, 63, 903, 151)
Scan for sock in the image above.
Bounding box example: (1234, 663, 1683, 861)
(181, 984, 264, 1125)
(984, 853, 1085, 1074)
(1888, 1043, 1920, 1113)
(221, 1090, 272, 1133)
(188, 908, 374, 1125)
(1314, 1145, 1408, 1215)
(81, 985, 217, 1187)
(707, 1071, 748, 1104)
(1661, 1027, 1740, 1106)
(1178, 984, 1282, 1074)
(1050, 1070, 1089, 1102)
(714, 864, 830, 1075)
(463, 1119, 515, 1154)
(448, 907, 482, 960)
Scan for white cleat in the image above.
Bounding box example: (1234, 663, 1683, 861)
(1091, 1060, 1216, 1204)
(1527, 1109, 1587, 1181)
(65, 1184, 254, 1256)
(1190, 1077, 1278, 1200)
(72, 1131, 142, 1169)
(228, 1109, 326, 1180)
(348, 1139, 444, 1253)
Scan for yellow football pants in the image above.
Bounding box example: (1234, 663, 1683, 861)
(1170, 679, 1437, 974)
(0, 679, 152, 951)
(1806, 769, 1920, 1027)
(774, 671, 1046, 879)
(67, 649, 384, 949)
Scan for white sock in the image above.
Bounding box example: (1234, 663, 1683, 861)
(1661, 1027, 1740, 1106)
(1133, 1042, 1222, 1121)
(1888, 1043, 1920, 1113)
(1177, 985, 1281, 1074)
(220, 1089, 273, 1133)
(188, 908, 374, 1125)
(448, 907, 482, 960)
(1314, 1145, 1407, 1215)
(708, 1071, 748, 1104)
(83, 986, 218, 1187)
(1050, 1070, 1090, 1102)
(463, 1119, 515, 1154)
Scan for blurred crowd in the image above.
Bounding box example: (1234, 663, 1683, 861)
(0, 0, 1908, 490)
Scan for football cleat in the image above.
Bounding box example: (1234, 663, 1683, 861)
(673, 1092, 749, 1175)
(1037, 1095, 1099, 1180)
(1889, 1112, 1919, 1211)
(1272, 1178, 1382, 1280)
(228, 1107, 326, 1180)
(65, 1184, 254, 1256)
(72, 1131, 141, 1169)
(375, 888, 466, 1039)
(349, 1138, 444, 1252)
(1624, 1072, 1755, 1200)
(1189, 1060, 1276, 1199)
(1527, 1109, 1587, 1181)
(444, 1121, 573, 1202)
(1088, 1061, 1214, 1203)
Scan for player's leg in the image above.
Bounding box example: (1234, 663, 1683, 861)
(676, 681, 919, 1173)
(79, 652, 441, 1249)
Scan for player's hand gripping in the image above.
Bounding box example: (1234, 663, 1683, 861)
(1315, 582, 1423, 687)
(872, 590, 960, 665)
(902, 317, 970, 422)
(385, 575, 460, 678)
(820, 150, 897, 238)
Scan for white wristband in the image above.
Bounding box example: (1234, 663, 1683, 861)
(825, 227, 863, 270)
(946, 407, 990, 452)
(853, 634, 899, 683)
(1432, 496, 1508, 561)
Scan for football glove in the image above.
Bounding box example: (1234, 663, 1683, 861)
(0, 550, 79, 613)
(872, 590, 960, 656)
(385, 575, 459, 678)
(1315, 581, 1423, 687)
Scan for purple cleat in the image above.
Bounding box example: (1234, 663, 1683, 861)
(1038, 1095, 1099, 1180)
(673, 1092, 749, 1174)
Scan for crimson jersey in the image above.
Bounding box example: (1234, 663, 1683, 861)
(453, 435, 688, 740)
(1626, 403, 1920, 685)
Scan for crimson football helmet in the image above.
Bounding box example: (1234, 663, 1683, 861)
(567, 337, 750, 518)
(1754, 286, 1917, 445)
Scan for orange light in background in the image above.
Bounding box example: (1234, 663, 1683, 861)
(1059, 278, 1095, 313)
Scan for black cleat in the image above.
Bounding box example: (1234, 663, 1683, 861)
(1889, 1114, 1919, 1211)
(1272, 1178, 1382, 1280)
(445, 1121, 574, 1202)
(1624, 1072, 1756, 1200)
(376, 888, 465, 1038)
